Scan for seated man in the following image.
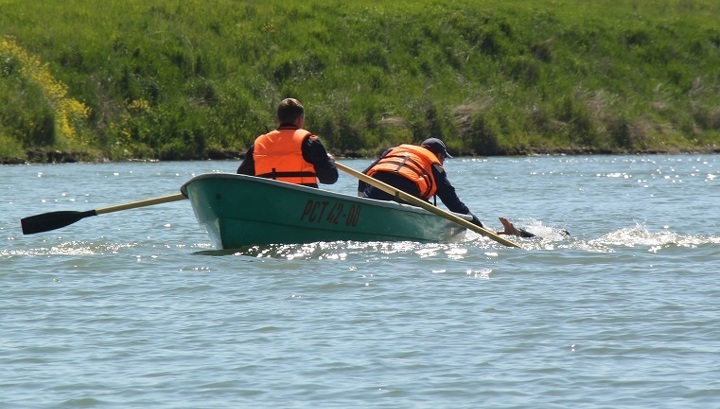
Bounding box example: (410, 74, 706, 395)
(237, 98, 338, 188)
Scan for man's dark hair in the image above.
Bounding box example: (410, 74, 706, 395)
(277, 98, 304, 124)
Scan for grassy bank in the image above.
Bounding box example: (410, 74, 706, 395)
(1, 0, 719, 163)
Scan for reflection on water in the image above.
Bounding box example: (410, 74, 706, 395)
(184, 222, 715, 259)
(2, 156, 720, 409)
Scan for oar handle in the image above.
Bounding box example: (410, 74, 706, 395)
(336, 162, 521, 248)
(95, 193, 186, 215)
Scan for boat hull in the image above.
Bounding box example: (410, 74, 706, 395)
(181, 173, 468, 249)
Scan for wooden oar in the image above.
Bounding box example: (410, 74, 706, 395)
(21, 193, 186, 235)
(335, 162, 521, 248)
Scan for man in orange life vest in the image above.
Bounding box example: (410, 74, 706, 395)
(237, 98, 338, 187)
(357, 138, 535, 238)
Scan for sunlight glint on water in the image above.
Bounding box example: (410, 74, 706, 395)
(1, 155, 719, 408)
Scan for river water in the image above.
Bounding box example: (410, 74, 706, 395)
(2, 155, 719, 408)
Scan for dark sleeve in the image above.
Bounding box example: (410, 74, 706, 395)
(517, 228, 536, 238)
(236, 145, 255, 175)
(433, 165, 484, 228)
(302, 136, 338, 185)
(433, 165, 469, 214)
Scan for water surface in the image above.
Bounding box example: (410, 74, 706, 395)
(2, 155, 719, 408)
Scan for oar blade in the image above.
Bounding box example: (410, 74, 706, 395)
(21, 210, 96, 235)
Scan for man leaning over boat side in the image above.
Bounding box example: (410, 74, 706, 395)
(237, 98, 338, 188)
(357, 138, 536, 238)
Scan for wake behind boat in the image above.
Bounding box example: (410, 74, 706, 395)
(180, 173, 469, 249)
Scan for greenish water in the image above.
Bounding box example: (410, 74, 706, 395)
(2, 155, 719, 408)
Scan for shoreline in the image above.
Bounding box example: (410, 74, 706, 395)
(3, 145, 719, 165)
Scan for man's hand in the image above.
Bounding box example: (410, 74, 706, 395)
(497, 217, 521, 236)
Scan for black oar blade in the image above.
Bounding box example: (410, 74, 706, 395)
(21, 210, 97, 235)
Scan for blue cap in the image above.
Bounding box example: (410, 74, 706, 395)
(421, 138, 453, 158)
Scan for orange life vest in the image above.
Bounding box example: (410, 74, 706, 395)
(254, 127, 318, 186)
(366, 144, 441, 199)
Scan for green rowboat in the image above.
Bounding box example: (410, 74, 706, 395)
(180, 173, 469, 249)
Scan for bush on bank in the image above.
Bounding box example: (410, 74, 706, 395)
(1, 0, 719, 164)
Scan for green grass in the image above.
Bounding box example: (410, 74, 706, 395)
(1, 0, 719, 163)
